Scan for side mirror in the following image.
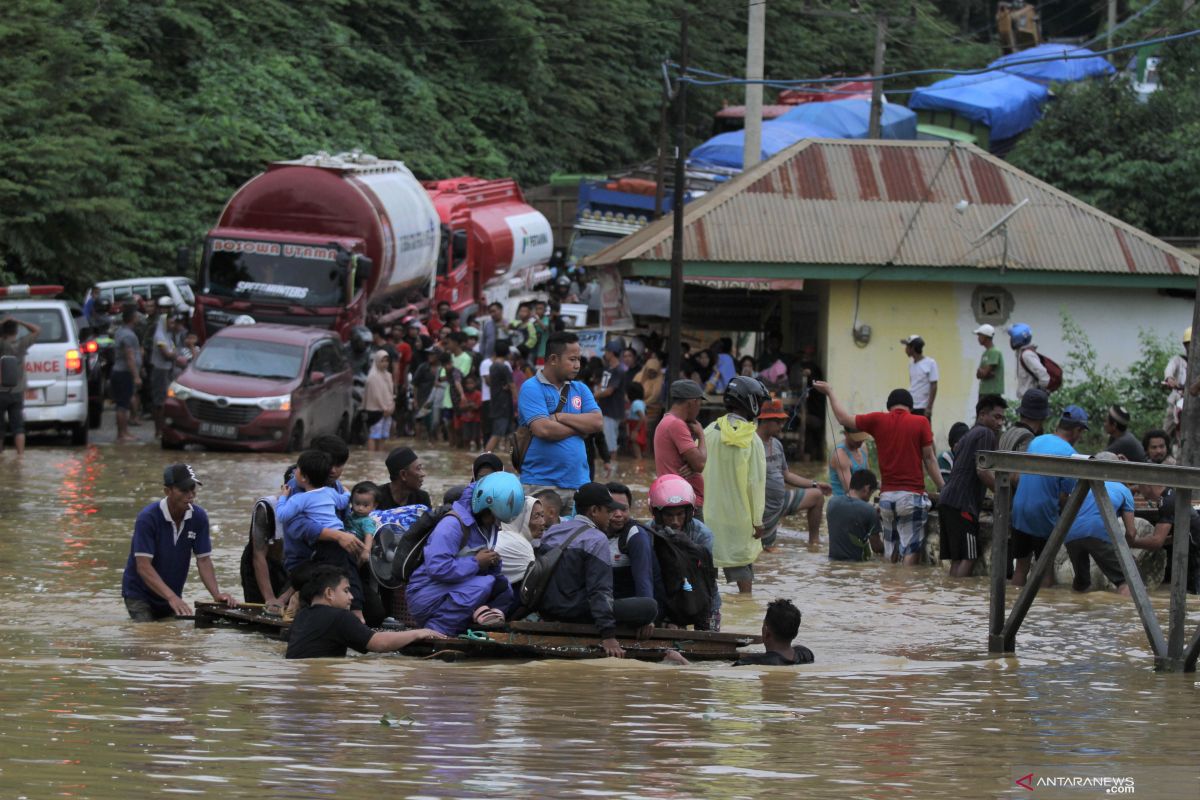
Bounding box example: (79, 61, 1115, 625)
(309, 371, 326, 386)
(355, 255, 373, 282)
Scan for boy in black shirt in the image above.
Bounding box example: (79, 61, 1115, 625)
(286, 565, 444, 659)
(733, 598, 814, 666)
(937, 395, 1008, 578)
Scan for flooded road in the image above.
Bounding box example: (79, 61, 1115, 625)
(1, 429, 1198, 798)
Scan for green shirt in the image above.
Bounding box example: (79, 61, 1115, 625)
(978, 346, 1004, 395)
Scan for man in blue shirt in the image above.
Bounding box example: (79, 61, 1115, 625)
(1064, 452, 1134, 597)
(121, 464, 237, 621)
(1011, 405, 1089, 588)
(517, 331, 602, 507)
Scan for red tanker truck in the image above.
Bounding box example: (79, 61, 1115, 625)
(193, 151, 441, 342)
(425, 177, 553, 316)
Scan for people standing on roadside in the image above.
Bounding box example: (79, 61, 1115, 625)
(112, 306, 143, 444)
(756, 399, 832, 549)
(937, 395, 1008, 577)
(1104, 405, 1146, 462)
(82, 286, 102, 328)
(0, 315, 41, 457)
(149, 299, 179, 438)
(998, 388, 1050, 453)
(121, 464, 237, 620)
(484, 342, 516, 454)
(517, 331, 603, 505)
(654, 380, 708, 517)
(901, 335, 938, 419)
(363, 350, 395, 452)
(478, 302, 508, 367)
(1009, 323, 1049, 401)
(827, 470, 883, 561)
(1010, 406, 1090, 587)
(703, 376, 769, 593)
(1163, 327, 1189, 439)
(827, 429, 871, 497)
(595, 341, 628, 468)
(378, 446, 432, 510)
(815, 383, 944, 566)
(974, 324, 1005, 398)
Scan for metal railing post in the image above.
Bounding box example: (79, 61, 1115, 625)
(989, 471, 1012, 653)
(1165, 489, 1193, 671)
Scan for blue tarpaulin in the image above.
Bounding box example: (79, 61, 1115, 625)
(777, 99, 918, 140)
(908, 71, 1050, 141)
(989, 43, 1116, 84)
(689, 120, 834, 169)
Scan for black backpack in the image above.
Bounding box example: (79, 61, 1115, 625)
(519, 520, 591, 609)
(651, 528, 717, 628)
(370, 506, 466, 589)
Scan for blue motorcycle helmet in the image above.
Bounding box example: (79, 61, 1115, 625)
(1008, 322, 1032, 350)
(471, 471, 525, 523)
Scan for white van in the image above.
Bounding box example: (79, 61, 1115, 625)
(95, 276, 195, 315)
(0, 286, 90, 444)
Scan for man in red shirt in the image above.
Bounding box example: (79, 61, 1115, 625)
(814, 383, 943, 565)
(654, 380, 708, 516)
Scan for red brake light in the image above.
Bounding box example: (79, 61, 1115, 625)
(83, 339, 99, 354)
(0, 285, 64, 298)
(65, 349, 82, 374)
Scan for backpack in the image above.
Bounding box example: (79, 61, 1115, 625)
(511, 382, 570, 471)
(651, 528, 717, 628)
(1021, 348, 1063, 392)
(519, 520, 591, 609)
(371, 506, 467, 589)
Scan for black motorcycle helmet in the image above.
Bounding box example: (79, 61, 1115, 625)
(723, 375, 769, 419)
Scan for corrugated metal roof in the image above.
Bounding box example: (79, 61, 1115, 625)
(583, 139, 1198, 278)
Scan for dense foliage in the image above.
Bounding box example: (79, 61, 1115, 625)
(1008, 36, 1200, 239)
(0, 0, 990, 294)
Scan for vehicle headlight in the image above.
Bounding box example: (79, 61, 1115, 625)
(257, 394, 292, 411)
(167, 382, 192, 401)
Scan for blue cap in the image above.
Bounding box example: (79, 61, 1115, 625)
(1060, 405, 1090, 430)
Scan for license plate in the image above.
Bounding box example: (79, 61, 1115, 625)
(198, 422, 238, 439)
(24, 388, 40, 402)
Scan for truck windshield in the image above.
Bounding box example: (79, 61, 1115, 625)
(568, 233, 622, 261)
(193, 338, 305, 380)
(205, 250, 345, 306)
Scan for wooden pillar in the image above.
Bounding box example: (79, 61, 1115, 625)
(1165, 488, 1193, 671)
(998, 480, 1089, 653)
(988, 471, 1012, 653)
(1091, 480, 1168, 660)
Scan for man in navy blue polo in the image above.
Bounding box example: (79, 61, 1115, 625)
(517, 331, 602, 507)
(121, 464, 237, 621)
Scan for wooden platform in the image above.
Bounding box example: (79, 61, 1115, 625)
(194, 603, 761, 662)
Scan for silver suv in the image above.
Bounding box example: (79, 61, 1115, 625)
(0, 286, 89, 445)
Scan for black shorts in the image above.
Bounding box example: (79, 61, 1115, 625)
(111, 371, 135, 410)
(1011, 529, 1047, 560)
(490, 414, 513, 436)
(1066, 538, 1125, 591)
(938, 505, 979, 561)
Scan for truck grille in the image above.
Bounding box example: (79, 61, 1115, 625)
(186, 399, 260, 426)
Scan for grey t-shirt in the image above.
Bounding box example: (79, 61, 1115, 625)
(827, 494, 880, 561)
(763, 437, 788, 523)
(1105, 431, 1146, 463)
(0, 332, 37, 394)
(112, 326, 142, 373)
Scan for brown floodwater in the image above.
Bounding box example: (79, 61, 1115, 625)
(1, 434, 1198, 799)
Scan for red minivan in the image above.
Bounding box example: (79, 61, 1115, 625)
(162, 324, 353, 452)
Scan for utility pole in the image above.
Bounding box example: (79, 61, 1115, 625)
(743, 0, 766, 169)
(668, 8, 689, 385)
(1107, 0, 1117, 57)
(869, 13, 888, 139)
(653, 94, 669, 218)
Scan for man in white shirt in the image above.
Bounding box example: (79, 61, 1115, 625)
(901, 335, 938, 419)
(1163, 327, 1189, 437)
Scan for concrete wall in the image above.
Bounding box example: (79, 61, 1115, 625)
(824, 280, 1192, 449)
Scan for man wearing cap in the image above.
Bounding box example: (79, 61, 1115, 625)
(378, 447, 432, 510)
(1104, 405, 1146, 463)
(974, 324, 1004, 399)
(654, 380, 708, 516)
(814, 382, 944, 566)
(901, 335, 938, 419)
(757, 399, 832, 549)
(998, 388, 1050, 453)
(121, 465, 237, 621)
(533, 482, 657, 658)
(1011, 405, 1090, 587)
(595, 341, 629, 466)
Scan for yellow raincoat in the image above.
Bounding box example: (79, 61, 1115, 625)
(702, 415, 766, 568)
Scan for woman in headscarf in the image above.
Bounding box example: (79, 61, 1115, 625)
(363, 349, 395, 451)
(496, 496, 546, 612)
(690, 349, 715, 388)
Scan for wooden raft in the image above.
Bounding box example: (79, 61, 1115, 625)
(194, 603, 760, 662)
